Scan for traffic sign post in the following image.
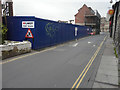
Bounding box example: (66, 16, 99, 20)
(25, 29, 34, 38)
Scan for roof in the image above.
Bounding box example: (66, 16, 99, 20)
(78, 4, 88, 11)
(75, 4, 101, 18)
(75, 4, 88, 16)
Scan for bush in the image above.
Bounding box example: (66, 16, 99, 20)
(0, 24, 8, 44)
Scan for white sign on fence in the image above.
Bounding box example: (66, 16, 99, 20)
(75, 27, 78, 36)
(22, 21, 35, 28)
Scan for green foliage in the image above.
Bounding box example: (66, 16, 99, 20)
(1, 24, 8, 35)
(0, 24, 8, 44)
(114, 47, 118, 58)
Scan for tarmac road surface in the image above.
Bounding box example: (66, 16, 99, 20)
(2, 34, 107, 88)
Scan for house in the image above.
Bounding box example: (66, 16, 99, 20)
(75, 4, 101, 34)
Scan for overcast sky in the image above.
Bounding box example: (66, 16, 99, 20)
(10, 0, 116, 21)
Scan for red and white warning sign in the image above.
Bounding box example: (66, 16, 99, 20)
(25, 29, 34, 38)
(22, 21, 35, 28)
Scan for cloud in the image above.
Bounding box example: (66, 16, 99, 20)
(12, 0, 112, 21)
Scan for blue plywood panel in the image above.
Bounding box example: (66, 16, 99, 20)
(6, 16, 36, 48)
(6, 16, 92, 50)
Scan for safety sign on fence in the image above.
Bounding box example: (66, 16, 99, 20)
(75, 27, 78, 36)
(22, 21, 35, 28)
(25, 29, 34, 38)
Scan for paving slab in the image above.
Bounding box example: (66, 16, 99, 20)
(93, 37, 118, 88)
(93, 82, 118, 88)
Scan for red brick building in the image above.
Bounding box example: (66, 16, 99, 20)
(75, 4, 94, 25)
(75, 4, 101, 34)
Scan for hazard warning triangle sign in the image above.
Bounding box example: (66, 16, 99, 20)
(25, 29, 34, 38)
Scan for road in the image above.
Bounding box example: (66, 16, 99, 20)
(2, 34, 107, 88)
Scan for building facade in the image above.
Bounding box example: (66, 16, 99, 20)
(75, 4, 101, 34)
(0, 0, 2, 44)
(3, 0, 13, 16)
(100, 17, 109, 32)
(0, 0, 2, 24)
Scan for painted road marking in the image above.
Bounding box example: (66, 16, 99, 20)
(72, 43, 79, 47)
(1, 36, 89, 65)
(0, 47, 56, 64)
(88, 41, 91, 44)
(71, 36, 107, 89)
(60, 37, 88, 47)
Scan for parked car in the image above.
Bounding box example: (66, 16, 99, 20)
(88, 32, 95, 35)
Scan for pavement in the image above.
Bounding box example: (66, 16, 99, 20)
(92, 36, 119, 88)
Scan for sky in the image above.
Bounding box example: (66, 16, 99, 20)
(4, 0, 117, 21)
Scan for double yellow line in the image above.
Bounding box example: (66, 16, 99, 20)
(71, 36, 107, 89)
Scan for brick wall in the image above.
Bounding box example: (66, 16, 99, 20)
(75, 4, 94, 24)
(85, 17, 96, 23)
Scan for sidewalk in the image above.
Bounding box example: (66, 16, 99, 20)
(93, 37, 118, 88)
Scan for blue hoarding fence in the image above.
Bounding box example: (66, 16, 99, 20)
(6, 16, 92, 49)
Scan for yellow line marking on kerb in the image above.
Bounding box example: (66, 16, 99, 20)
(71, 36, 107, 89)
(0, 47, 56, 64)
